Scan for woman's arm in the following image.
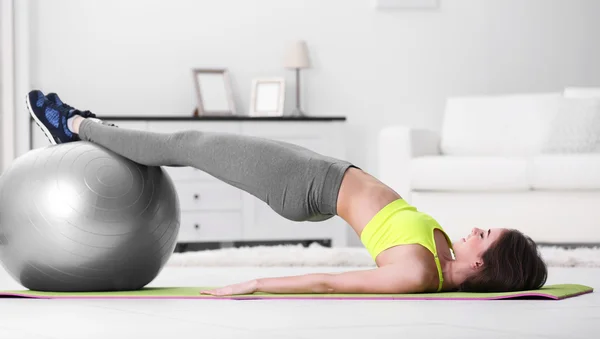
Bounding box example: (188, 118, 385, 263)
(200, 265, 427, 296)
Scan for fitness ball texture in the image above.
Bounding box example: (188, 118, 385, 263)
(0, 142, 180, 292)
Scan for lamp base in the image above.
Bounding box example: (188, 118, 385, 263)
(290, 107, 307, 117)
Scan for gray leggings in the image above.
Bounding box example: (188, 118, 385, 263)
(78, 120, 354, 222)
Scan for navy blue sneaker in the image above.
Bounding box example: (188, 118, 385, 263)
(46, 92, 97, 119)
(46, 92, 118, 129)
(26, 90, 95, 144)
(46, 92, 69, 108)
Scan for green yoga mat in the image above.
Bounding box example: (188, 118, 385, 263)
(0, 284, 592, 300)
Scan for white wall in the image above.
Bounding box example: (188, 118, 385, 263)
(28, 0, 600, 171)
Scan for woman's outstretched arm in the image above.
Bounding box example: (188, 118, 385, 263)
(200, 265, 428, 296)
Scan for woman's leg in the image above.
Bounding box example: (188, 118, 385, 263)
(76, 119, 354, 222)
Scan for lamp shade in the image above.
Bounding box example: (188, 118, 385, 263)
(284, 40, 310, 69)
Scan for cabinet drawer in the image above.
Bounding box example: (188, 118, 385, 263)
(178, 211, 242, 242)
(175, 181, 242, 211)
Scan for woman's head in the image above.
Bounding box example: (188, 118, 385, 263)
(452, 227, 547, 292)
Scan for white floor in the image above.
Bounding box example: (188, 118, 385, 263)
(0, 266, 599, 339)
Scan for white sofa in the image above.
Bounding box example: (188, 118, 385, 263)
(378, 88, 600, 244)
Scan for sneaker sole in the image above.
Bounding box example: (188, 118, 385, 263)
(26, 94, 57, 145)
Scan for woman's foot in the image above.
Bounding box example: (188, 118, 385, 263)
(26, 90, 97, 144)
(46, 92, 117, 131)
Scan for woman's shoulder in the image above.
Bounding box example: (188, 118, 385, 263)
(412, 246, 447, 291)
(380, 245, 445, 292)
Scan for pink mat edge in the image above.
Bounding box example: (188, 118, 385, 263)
(0, 289, 593, 301)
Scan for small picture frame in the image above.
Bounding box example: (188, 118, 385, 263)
(249, 78, 286, 117)
(192, 68, 237, 116)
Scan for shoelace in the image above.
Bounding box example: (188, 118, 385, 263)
(58, 102, 97, 119)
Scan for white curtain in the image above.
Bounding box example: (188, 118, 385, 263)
(0, 0, 21, 173)
(0, 0, 15, 173)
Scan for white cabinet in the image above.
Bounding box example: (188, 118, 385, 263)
(178, 211, 243, 242)
(175, 181, 242, 211)
(30, 117, 350, 246)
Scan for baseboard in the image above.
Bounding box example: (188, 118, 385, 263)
(538, 243, 600, 249)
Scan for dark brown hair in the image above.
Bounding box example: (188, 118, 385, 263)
(459, 229, 548, 292)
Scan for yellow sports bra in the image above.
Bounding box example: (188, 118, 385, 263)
(360, 199, 453, 292)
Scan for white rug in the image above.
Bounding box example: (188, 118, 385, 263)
(166, 243, 600, 268)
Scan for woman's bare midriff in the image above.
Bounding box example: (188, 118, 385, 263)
(336, 167, 401, 237)
(336, 167, 453, 289)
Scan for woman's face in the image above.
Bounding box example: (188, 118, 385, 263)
(452, 227, 507, 267)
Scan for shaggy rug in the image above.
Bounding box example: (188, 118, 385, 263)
(166, 243, 600, 268)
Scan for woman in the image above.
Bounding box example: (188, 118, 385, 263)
(27, 90, 548, 296)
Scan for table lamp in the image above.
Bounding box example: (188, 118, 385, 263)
(284, 40, 311, 117)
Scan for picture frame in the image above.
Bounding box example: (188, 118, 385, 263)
(192, 68, 237, 116)
(249, 78, 286, 117)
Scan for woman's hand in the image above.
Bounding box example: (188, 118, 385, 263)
(200, 279, 258, 296)
(200, 266, 423, 296)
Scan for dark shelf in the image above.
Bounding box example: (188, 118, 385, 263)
(28, 115, 347, 122)
(103, 115, 346, 121)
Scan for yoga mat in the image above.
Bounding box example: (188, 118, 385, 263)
(0, 284, 592, 300)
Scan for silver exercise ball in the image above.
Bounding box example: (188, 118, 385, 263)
(0, 142, 180, 292)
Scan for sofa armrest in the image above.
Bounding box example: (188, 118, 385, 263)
(377, 126, 440, 200)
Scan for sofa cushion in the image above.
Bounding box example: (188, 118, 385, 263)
(440, 92, 561, 156)
(531, 154, 600, 189)
(410, 156, 529, 191)
(542, 97, 600, 154)
(563, 87, 600, 98)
